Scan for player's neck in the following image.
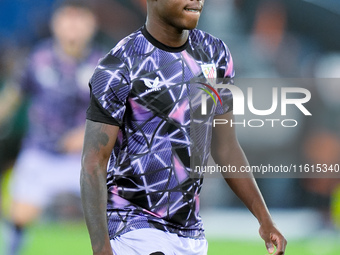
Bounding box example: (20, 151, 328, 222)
(55, 41, 88, 60)
(145, 19, 189, 48)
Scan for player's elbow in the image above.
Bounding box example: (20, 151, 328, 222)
(81, 150, 106, 176)
(80, 152, 108, 191)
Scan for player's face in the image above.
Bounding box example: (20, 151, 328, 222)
(155, 0, 205, 31)
(52, 6, 97, 50)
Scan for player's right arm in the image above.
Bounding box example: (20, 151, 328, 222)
(80, 119, 119, 255)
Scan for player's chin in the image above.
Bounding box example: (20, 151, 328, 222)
(182, 19, 200, 30)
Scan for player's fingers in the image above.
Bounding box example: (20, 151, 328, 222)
(266, 243, 275, 254)
(264, 235, 275, 254)
(272, 233, 287, 255)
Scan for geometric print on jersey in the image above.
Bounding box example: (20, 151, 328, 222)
(88, 26, 234, 239)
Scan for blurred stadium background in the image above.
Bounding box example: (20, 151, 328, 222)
(1, 0, 340, 254)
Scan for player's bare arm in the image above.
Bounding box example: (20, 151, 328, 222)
(211, 111, 287, 255)
(81, 120, 119, 255)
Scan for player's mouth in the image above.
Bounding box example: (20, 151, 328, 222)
(184, 5, 202, 14)
(184, 8, 200, 13)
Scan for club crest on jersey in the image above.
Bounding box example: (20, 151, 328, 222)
(201, 64, 217, 79)
(144, 77, 161, 92)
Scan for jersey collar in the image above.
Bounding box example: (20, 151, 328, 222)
(141, 25, 189, 53)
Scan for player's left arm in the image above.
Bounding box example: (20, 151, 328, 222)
(211, 111, 287, 255)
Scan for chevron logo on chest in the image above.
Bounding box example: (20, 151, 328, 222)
(144, 77, 161, 92)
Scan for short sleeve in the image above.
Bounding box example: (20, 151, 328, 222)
(86, 53, 131, 126)
(215, 40, 235, 115)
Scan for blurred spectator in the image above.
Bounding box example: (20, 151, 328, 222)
(4, 1, 104, 254)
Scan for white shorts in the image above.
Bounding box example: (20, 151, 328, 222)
(110, 228, 208, 255)
(10, 148, 82, 207)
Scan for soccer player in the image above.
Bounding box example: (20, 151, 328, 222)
(81, 0, 287, 254)
(6, 1, 103, 254)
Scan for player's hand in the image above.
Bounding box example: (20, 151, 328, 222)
(259, 223, 287, 255)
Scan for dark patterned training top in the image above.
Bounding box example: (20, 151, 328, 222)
(20, 39, 104, 153)
(87, 26, 234, 239)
